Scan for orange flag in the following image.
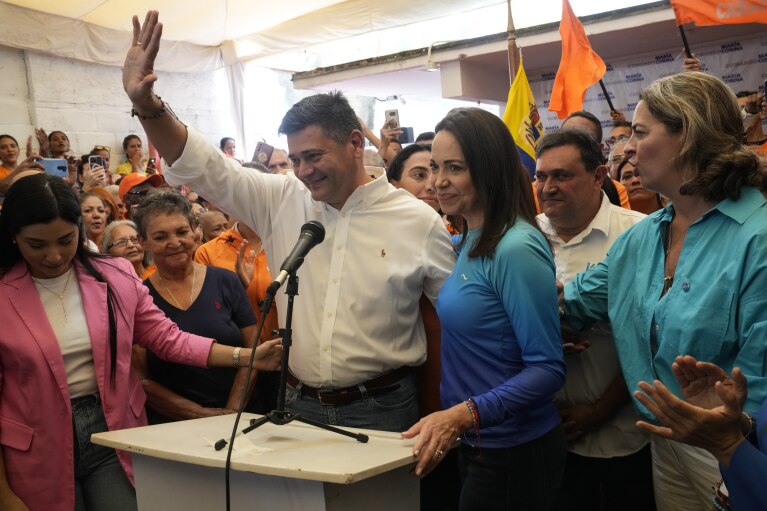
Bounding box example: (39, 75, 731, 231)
(549, 0, 606, 120)
(671, 0, 767, 26)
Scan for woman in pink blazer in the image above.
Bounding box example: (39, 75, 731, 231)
(0, 173, 281, 511)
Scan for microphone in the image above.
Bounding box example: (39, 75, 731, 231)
(268, 221, 325, 294)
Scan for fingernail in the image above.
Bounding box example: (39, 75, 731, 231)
(413, 449, 419, 456)
(415, 468, 422, 477)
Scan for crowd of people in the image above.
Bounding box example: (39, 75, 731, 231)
(0, 9, 766, 511)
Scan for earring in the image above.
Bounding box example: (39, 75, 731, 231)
(12, 239, 17, 244)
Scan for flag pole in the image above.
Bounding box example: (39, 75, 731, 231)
(678, 25, 693, 58)
(507, 0, 520, 84)
(598, 79, 616, 112)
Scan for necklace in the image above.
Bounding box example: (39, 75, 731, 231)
(33, 268, 73, 323)
(662, 226, 674, 295)
(160, 265, 196, 310)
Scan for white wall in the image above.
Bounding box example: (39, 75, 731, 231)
(0, 46, 235, 171)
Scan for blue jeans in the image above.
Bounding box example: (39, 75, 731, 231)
(71, 394, 137, 511)
(285, 372, 419, 432)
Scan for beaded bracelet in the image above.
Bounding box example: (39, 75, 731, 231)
(464, 398, 480, 433)
(711, 480, 730, 511)
(131, 95, 177, 121)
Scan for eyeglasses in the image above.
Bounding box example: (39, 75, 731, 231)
(109, 236, 140, 249)
(606, 135, 630, 147)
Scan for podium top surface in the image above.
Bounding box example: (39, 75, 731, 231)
(92, 414, 417, 484)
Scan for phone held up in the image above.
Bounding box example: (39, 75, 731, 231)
(88, 155, 104, 170)
(41, 158, 69, 178)
(253, 142, 274, 167)
(385, 109, 400, 129)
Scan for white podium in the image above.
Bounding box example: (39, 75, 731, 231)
(91, 414, 419, 511)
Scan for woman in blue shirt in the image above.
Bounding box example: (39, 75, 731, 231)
(563, 72, 767, 510)
(403, 108, 566, 511)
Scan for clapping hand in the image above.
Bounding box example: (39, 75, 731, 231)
(634, 356, 748, 466)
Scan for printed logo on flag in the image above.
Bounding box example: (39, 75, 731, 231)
(626, 102, 639, 112)
(597, 91, 615, 101)
(625, 73, 645, 83)
(722, 72, 745, 83)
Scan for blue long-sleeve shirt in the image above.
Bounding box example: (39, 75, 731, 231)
(564, 187, 767, 419)
(438, 222, 566, 448)
(722, 398, 767, 510)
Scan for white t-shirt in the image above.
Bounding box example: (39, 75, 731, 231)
(33, 267, 98, 398)
(538, 193, 649, 458)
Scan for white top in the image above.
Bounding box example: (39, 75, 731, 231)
(33, 267, 98, 398)
(537, 193, 649, 458)
(166, 128, 455, 388)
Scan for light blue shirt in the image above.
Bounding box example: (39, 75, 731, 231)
(564, 187, 767, 419)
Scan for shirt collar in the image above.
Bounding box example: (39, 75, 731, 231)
(652, 186, 766, 226)
(330, 172, 390, 212)
(711, 186, 766, 224)
(537, 192, 611, 245)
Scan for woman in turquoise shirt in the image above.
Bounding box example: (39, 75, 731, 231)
(562, 72, 767, 511)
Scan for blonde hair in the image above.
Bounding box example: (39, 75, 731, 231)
(640, 71, 766, 201)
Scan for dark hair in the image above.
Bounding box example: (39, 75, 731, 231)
(641, 71, 767, 200)
(536, 128, 604, 172)
(435, 108, 541, 258)
(48, 130, 69, 143)
(386, 143, 431, 182)
(132, 190, 195, 239)
(415, 131, 435, 143)
(612, 119, 632, 129)
(278, 91, 361, 144)
(562, 110, 603, 142)
(122, 134, 141, 151)
(616, 157, 634, 181)
(735, 90, 757, 98)
(0, 173, 120, 383)
(220, 137, 235, 150)
(0, 134, 19, 146)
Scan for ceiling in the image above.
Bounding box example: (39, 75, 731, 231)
(293, 5, 766, 101)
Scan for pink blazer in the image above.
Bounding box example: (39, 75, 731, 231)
(0, 257, 214, 511)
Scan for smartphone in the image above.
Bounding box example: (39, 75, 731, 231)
(41, 158, 69, 178)
(385, 109, 400, 129)
(253, 142, 274, 166)
(398, 127, 414, 145)
(88, 155, 104, 169)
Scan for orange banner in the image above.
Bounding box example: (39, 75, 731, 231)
(548, 0, 606, 120)
(671, 0, 767, 26)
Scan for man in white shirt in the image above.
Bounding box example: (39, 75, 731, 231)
(122, 12, 455, 432)
(534, 128, 655, 510)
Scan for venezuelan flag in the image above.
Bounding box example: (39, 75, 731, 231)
(503, 58, 544, 179)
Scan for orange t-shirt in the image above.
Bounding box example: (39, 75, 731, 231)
(0, 166, 12, 181)
(194, 228, 278, 343)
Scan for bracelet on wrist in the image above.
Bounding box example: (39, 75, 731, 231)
(232, 347, 241, 368)
(131, 95, 177, 121)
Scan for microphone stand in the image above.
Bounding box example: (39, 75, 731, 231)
(215, 272, 368, 451)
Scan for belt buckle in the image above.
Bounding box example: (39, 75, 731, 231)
(317, 388, 337, 405)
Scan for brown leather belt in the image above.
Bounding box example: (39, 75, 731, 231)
(287, 366, 411, 406)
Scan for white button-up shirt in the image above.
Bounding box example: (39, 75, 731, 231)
(166, 128, 455, 387)
(538, 193, 649, 458)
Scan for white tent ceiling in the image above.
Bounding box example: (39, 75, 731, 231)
(1, 1, 665, 72)
(0, 0, 503, 71)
